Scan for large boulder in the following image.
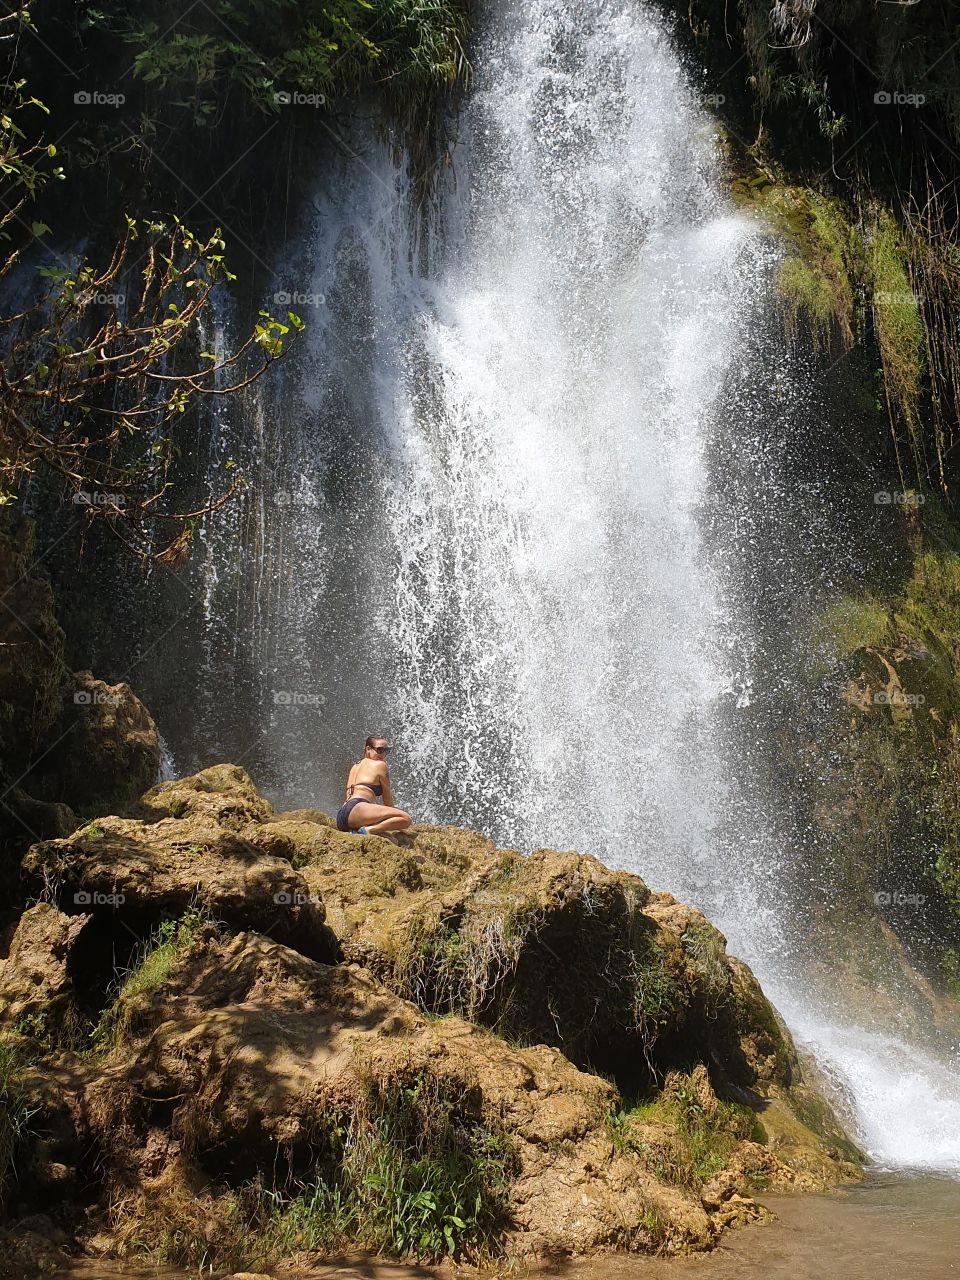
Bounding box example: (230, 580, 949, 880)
(139, 764, 272, 830)
(0, 764, 861, 1267)
(22, 812, 332, 961)
(269, 819, 795, 1094)
(0, 904, 89, 1036)
(78, 928, 801, 1262)
(30, 671, 160, 817)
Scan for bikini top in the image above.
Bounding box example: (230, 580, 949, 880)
(349, 778, 383, 797)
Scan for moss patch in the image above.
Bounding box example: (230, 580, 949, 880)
(732, 181, 861, 348)
(609, 1078, 759, 1191)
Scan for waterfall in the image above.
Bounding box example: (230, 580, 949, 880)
(177, 0, 960, 1173)
(382, 4, 752, 875)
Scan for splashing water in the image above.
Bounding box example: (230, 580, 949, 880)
(380, 3, 753, 878)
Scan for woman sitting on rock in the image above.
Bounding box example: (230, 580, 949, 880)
(336, 735, 413, 840)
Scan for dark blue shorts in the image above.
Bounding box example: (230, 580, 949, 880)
(336, 797, 366, 832)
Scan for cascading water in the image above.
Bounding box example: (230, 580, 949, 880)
(380, 4, 748, 872)
(175, 0, 960, 1175)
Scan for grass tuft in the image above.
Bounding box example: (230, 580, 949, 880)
(110, 1065, 515, 1269)
(0, 1038, 36, 1212)
(89, 907, 207, 1056)
(607, 1078, 761, 1192)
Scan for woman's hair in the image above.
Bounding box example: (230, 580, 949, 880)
(365, 734, 384, 750)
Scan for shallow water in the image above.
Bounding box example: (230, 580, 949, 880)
(560, 1174, 960, 1280)
(49, 1174, 960, 1280)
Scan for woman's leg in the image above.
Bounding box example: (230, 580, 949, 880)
(343, 802, 412, 835)
(344, 801, 383, 830)
(366, 811, 413, 835)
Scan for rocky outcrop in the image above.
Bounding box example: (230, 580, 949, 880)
(256, 819, 797, 1096)
(29, 671, 160, 817)
(80, 929, 724, 1259)
(0, 516, 161, 892)
(0, 904, 89, 1034)
(778, 559, 960, 1045)
(139, 764, 273, 829)
(0, 765, 861, 1271)
(21, 808, 333, 964)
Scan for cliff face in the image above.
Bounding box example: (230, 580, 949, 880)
(0, 517, 161, 904)
(0, 765, 859, 1274)
(643, 0, 960, 1029)
(776, 545, 960, 1030)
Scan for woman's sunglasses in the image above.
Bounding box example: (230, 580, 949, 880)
(374, 745, 391, 755)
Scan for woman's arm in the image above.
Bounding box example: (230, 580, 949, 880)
(381, 767, 395, 808)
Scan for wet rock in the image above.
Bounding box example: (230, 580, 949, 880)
(32, 671, 160, 816)
(0, 1219, 69, 1278)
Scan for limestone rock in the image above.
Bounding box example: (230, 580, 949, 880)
(0, 903, 89, 1031)
(0, 764, 861, 1266)
(290, 824, 795, 1094)
(2, 790, 76, 842)
(22, 812, 332, 959)
(140, 764, 272, 829)
(82, 929, 723, 1259)
(32, 670, 160, 815)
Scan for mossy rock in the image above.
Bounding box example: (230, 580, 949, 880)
(140, 764, 273, 829)
(30, 672, 160, 817)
